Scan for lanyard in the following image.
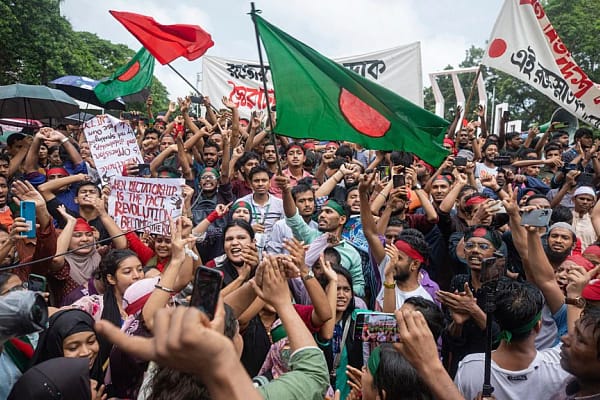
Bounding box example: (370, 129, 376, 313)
(250, 196, 271, 225)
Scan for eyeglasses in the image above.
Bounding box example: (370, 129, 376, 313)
(464, 242, 492, 251)
(201, 175, 217, 181)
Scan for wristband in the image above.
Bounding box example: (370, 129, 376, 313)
(154, 284, 175, 294)
(206, 210, 221, 223)
(60, 137, 69, 144)
(383, 281, 396, 289)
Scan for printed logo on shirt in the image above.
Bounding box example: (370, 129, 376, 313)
(507, 375, 528, 381)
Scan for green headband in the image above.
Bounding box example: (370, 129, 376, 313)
(323, 199, 345, 217)
(498, 310, 542, 344)
(367, 346, 382, 377)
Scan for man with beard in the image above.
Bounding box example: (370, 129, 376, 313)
(278, 174, 365, 296)
(377, 232, 433, 312)
(475, 141, 498, 185)
(201, 140, 220, 168)
(571, 186, 596, 250)
(269, 143, 313, 198)
(230, 150, 260, 198)
(266, 183, 316, 254)
(545, 222, 577, 268)
(261, 142, 279, 176)
(141, 128, 160, 162)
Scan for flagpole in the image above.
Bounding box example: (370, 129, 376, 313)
(463, 65, 481, 128)
(249, 2, 282, 174)
(166, 63, 219, 113)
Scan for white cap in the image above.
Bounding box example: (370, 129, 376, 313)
(573, 185, 596, 199)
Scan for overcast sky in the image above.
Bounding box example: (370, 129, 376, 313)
(60, 0, 504, 100)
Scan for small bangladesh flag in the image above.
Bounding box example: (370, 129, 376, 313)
(253, 15, 449, 167)
(94, 48, 155, 104)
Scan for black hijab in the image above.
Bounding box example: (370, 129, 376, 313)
(30, 309, 101, 380)
(8, 357, 91, 399)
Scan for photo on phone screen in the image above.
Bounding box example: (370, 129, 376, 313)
(377, 166, 390, 181)
(190, 267, 223, 319)
(137, 164, 151, 177)
(353, 312, 399, 343)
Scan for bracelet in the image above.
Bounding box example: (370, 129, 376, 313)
(494, 187, 502, 193)
(60, 137, 69, 144)
(383, 281, 396, 289)
(154, 284, 176, 294)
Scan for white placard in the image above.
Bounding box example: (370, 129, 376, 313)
(82, 115, 143, 183)
(108, 176, 184, 235)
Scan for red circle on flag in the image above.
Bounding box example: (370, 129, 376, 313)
(339, 88, 390, 138)
(488, 38, 507, 58)
(117, 61, 141, 82)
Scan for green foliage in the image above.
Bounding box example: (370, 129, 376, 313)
(424, 0, 600, 129)
(0, 0, 169, 113)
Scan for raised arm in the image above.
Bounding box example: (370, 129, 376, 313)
(23, 130, 45, 173)
(314, 165, 347, 198)
(93, 197, 127, 249)
(46, 129, 82, 165)
(524, 226, 564, 313)
(51, 205, 76, 271)
(358, 173, 386, 264)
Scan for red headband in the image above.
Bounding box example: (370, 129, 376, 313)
(583, 245, 600, 258)
(465, 196, 488, 207)
(326, 141, 339, 148)
(394, 240, 425, 263)
(46, 167, 69, 177)
(288, 144, 304, 154)
(566, 255, 595, 272)
(74, 218, 93, 233)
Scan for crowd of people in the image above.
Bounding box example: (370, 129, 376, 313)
(0, 93, 599, 400)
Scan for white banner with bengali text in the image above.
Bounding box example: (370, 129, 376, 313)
(82, 115, 143, 183)
(202, 42, 423, 118)
(483, 0, 600, 127)
(108, 176, 184, 235)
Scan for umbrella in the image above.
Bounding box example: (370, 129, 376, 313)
(61, 112, 97, 124)
(0, 84, 80, 120)
(50, 75, 126, 110)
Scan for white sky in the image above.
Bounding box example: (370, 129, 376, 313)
(60, 0, 504, 100)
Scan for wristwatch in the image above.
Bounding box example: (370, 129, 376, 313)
(565, 296, 586, 309)
(301, 269, 315, 282)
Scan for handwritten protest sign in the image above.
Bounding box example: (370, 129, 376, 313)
(83, 114, 143, 183)
(108, 176, 184, 235)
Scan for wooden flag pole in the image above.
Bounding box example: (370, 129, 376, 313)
(249, 2, 282, 174)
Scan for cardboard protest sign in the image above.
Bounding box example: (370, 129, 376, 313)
(108, 176, 184, 235)
(82, 114, 143, 183)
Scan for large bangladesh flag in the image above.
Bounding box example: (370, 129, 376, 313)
(254, 15, 449, 166)
(94, 48, 155, 104)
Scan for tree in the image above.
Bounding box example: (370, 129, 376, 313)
(0, 0, 169, 113)
(423, 0, 600, 130)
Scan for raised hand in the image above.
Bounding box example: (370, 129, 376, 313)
(11, 180, 46, 208)
(221, 96, 237, 110)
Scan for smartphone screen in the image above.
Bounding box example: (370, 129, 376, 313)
(137, 164, 151, 177)
(189, 267, 223, 319)
(353, 312, 399, 342)
(28, 274, 47, 292)
(378, 166, 390, 181)
(393, 174, 405, 188)
(520, 209, 553, 227)
(20, 200, 36, 238)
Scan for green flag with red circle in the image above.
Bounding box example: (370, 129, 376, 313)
(254, 15, 450, 167)
(94, 48, 155, 104)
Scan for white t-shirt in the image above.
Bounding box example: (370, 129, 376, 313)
(375, 256, 434, 310)
(454, 346, 571, 400)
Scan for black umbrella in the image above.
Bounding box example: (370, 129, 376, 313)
(0, 84, 80, 120)
(50, 75, 126, 110)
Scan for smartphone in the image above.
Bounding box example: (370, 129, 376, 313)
(481, 257, 505, 285)
(576, 172, 595, 187)
(495, 156, 512, 166)
(393, 174, 405, 188)
(454, 156, 467, 167)
(353, 312, 399, 343)
(377, 165, 390, 181)
(20, 200, 36, 238)
(28, 273, 47, 292)
(137, 163, 151, 177)
(488, 200, 506, 214)
(189, 96, 204, 104)
(520, 208, 553, 227)
(189, 267, 223, 320)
